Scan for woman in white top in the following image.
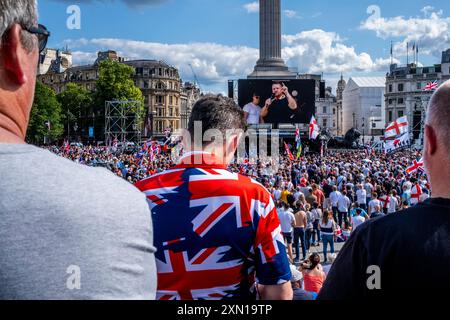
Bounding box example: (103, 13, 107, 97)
(320, 209, 336, 264)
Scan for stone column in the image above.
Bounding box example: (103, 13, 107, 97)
(248, 0, 294, 79)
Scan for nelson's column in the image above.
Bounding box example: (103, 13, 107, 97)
(248, 0, 296, 79)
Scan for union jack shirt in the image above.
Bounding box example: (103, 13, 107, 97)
(135, 152, 291, 300)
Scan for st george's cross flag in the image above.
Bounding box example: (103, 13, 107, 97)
(309, 116, 320, 140)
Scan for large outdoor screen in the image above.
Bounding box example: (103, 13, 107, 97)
(238, 79, 316, 124)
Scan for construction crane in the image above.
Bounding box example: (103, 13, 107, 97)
(188, 63, 201, 91)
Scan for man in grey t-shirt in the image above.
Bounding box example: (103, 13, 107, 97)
(0, 1, 156, 299)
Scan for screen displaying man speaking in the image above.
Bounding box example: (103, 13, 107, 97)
(261, 82, 297, 124)
(237, 79, 315, 125)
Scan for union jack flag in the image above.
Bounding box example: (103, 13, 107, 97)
(135, 152, 291, 300)
(423, 80, 438, 91)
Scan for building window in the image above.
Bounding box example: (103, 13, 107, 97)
(156, 96, 164, 104)
(333, 108, 336, 115)
(143, 68, 149, 76)
(389, 84, 392, 92)
(398, 110, 404, 118)
(398, 83, 404, 92)
(169, 96, 173, 105)
(323, 106, 327, 114)
(388, 99, 393, 105)
(169, 108, 173, 117)
(398, 98, 404, 104)
(323, 119, 327, 128)
(417, 82, 421, 90)
(388, 111, 393, 122)
(144, 80, 149, 89)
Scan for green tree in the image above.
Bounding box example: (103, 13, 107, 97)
(94, 59, 143, 109)
(27, 82, 64, 145)
(57, 83, 92, 139)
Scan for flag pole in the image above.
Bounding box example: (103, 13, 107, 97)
(390, 40, 393, 65)
(406, 42, 409, 65)
(416, 45, 419, 64)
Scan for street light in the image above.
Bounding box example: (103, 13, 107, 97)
(362, 117, 365, 144)
(352, 112, 356, 128)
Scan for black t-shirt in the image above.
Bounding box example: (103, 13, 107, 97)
(264, 97, 294, 124)
(318, 198, 450, 299)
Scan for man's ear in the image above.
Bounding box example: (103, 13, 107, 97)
(2, 24, 28, 85)
(424, 124, 437, 156)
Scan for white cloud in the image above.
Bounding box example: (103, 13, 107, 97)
(64, 28, 397, 92)
(360, 7, 450, 58)
(64, 38, 258, 86)
(311, 12, 323, 18)
(284, 10, 299, 19)
(282, 29, 394, 73)
(243, 1, 259, 13)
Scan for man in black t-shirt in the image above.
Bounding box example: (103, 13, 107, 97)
(318, 79, 450, 299)
(261, 82, 298, 124)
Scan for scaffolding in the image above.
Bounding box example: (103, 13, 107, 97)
(408, 95, 430, 149)
(105, 100, 142, 146)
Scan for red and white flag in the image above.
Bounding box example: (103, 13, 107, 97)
(405, 158, 424, 175)
(385, 116, 408, 139)
(423, 80, 438, 91)
(309, 116, 320, 140)
(410, 183, 423, 205)
(284, 142, 295, 161)
(384, 133, 409, 154)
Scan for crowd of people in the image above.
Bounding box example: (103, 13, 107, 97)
(2, 0, 450, 302)
(45, 143, 429, 299)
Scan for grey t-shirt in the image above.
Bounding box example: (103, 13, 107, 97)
(0, 144, 156, 299)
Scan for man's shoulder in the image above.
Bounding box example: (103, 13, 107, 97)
(353, 203, 436, 241)
(135, 167, 184, 190)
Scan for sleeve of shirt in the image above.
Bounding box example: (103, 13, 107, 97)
(243, 104, 250, 113)
(253, 193, 291, 285)
(317, 223, 370, 300)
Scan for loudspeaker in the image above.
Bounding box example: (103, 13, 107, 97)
(319, 81, 326, 98)
(228, 80, 234, 99)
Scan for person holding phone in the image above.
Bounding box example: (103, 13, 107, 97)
(261, 81, 298, 125)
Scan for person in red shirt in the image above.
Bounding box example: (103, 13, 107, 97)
(312, 184, 325, 208)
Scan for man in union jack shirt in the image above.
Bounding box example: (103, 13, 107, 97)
(135, 95, 292, 300)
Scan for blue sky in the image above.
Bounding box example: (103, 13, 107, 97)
(38, 0, 450, 93)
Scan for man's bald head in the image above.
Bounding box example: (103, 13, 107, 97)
(427, 79, 450, 152)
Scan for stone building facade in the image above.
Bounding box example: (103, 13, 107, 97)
(38, 50, 190, 141)
(385, 49, 450, 144)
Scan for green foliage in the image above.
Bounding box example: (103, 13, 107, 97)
(57, 82, 92, 125)
(94, 60, 144, 111)
(27, 82, 64, 144)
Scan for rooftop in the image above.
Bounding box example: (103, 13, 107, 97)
(348, 77, 385, 88)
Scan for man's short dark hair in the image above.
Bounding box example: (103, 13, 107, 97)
(188, 94, 246, 139)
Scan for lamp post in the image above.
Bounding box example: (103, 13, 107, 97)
(362, 117, 365, 144)
(352, 112, 356, 128)
(150, 110, 157, 139)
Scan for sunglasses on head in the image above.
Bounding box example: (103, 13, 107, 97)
(23, 24, 50, 53)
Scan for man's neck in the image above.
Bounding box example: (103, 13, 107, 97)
(0, 126, 25, 144)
